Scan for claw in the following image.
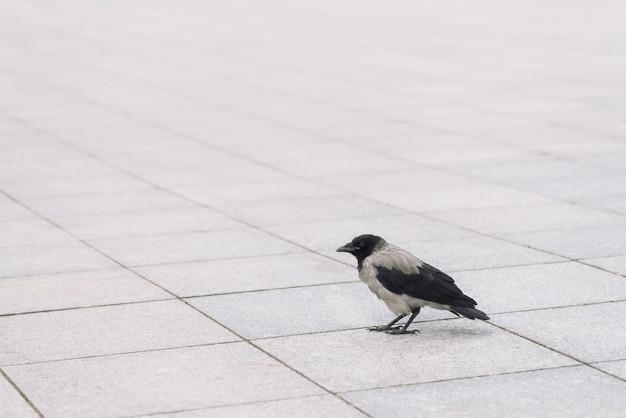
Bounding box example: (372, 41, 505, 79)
(385, 328, 420, 335)
(368, 325, 401, 332)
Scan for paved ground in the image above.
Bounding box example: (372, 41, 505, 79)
(1, 0, 626, 417)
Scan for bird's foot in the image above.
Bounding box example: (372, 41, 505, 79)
(385, 328, 420, 335)
(368, 325, 401, 332)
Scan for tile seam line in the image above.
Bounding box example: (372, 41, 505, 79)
(243, 298, 626, 341)
(176, 298, 374, 418)
(4, 41, 626, 195)
(1, 95, 623, 309)
(327, 137, 626, 219)
(0, 297, 177, 318)
(1, 341, 242, 368)
(0, 194, 367, 411)
(4, 69, 624, 259)
(1, 144, 618, 292)
(123, 393, 366, 418)
(0, 111, 359, 271)
(0, 190, 263, 343)
(0, 367, 44, 418)
(486, 321, 626, 383)
(335, 363, 586, 395)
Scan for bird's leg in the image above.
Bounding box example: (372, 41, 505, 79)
(386, 307, 421, 334)
(368, 314, 405, 332)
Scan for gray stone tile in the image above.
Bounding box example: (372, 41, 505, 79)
(515, 173, 626, 203)
(3, 343, 324, 417)
(584, 197, 626, 216)
(453, 261, 626, 314)
(582, 255, 626, 275)
(502, 223, 626, 259)
(257, 326, 575, 392)
(491, 302, 626, 363)
(401, 235, 564, 272)
(0, 300, 238, 365)
(593, 360, 626, 381)
(0, 220, 73, 247)
(449, 156, 610, 184)
(0, 142, 82, 163)
(266, 215, 475, 253)
(343, 366, 626, 418)
(251, 142, 415, 178)
(22, 189, 195, 219)
(1, 172, 152, 199)
(153, 395, 367, 418)
(205, 128, 324, 156)
(109, 149, 286, 188)
(428, 202, 625, 235)
(188, 282, 402, 339)
(135, 253, 354, 297)
(0, 242, 118, 279)
(90, 228, 304, 267)
(317, 167, 477, 196)
(176, 179, 341, 206)
(68, 129, 200, 156)
(0, 374, 38, 418)
(0, 157, 119, 182)
(55, 207, 241, 240)
(217, 195, 404, 226)
(0, 269, 170, 315)
(0, 196, 38, 222)
(401, 142, 528, 166)
(372, 184, 556, 214)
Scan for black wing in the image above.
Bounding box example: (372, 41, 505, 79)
(376, 262, 477, 307)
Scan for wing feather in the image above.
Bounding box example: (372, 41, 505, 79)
(370, 246, 476, 307)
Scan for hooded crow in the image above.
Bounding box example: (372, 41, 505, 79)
(337, 234, 489, 334)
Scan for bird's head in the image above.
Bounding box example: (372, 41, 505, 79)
(336, 234, 386, 261)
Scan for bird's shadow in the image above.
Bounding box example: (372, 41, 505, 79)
(380, 319, 493, 340)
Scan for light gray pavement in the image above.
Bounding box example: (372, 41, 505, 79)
(1, 0, 626, 416)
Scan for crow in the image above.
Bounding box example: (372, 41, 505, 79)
(337, 234, 489, 334)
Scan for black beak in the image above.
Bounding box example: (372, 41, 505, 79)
(336, 243, 357, 253)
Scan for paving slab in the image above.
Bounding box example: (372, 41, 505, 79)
(1, 172, 152, 199)
(427, 202, 626, 235)
(217, 195, 404, 226)
(0, 268, 170, 315)
(453, 261, 626, 314)
(371, 184, 557, 214)
(54, 207, 241, 240)
(491, 302, 626, 363)
(189, 282, 396, 339)
(3, 343, 324, 418)
(176, 179, 341, 206)
(22, 189, 195, 219)
(89, 228, 304, 267)
(343, 366, 626, 418)
(593, 360, 626, 381)
(135, 252, 355, 297)
(502, 223, 626, 259)
(0, 241, 118, 279)
(0, 195, 39, 222)
(0, 219, 73, 247)
(401, 235, 564, 272)
(0, 373, 38, 418)
(581, 255, 626, 276)
(266, 214, 476, 254)
(0, 300, 237, 365)
(256, 325, 575, 393)
(152, 395, 367, 418)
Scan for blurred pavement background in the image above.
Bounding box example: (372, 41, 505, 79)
(1, 1, 626, 416)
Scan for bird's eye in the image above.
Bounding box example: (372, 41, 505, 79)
(358, 242, 365, 248)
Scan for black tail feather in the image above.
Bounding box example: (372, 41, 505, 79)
(449, 306, 490, 321)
